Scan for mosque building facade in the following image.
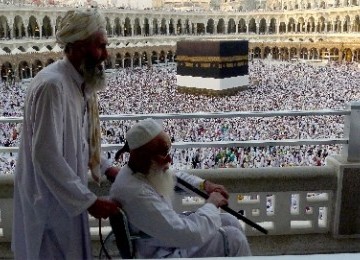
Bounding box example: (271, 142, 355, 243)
(0, 1, 360, 81)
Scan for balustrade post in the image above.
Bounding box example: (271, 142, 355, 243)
(0, 198, 13, 239)
(327, 152, 360, 238)
(343, 102, 360, 162)
(328, 102, 360, 237)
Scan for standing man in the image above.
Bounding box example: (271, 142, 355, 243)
(12, 6, 119, 259)
(110, 118, 251, 258)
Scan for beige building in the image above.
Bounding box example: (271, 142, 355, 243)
(159, 0, 258, 11)
(158, 0, 255, 11)
(220, 0, 256, 11)
(152, 0, 163, 8)
(160, 0, 211, 10)
(266, 0, 359, 10)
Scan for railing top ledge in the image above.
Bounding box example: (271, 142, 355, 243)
(0, 166, 337, 196)
(0, 109, 350, 124)
(99, 109, 350, 121)
(188, 165, 336, 177)
(183, 166, 337, 193)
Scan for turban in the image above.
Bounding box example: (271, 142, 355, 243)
(56, 7, 106, 46)
(127, 119, 163, 150)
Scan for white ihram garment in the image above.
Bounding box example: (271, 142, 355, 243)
(11, 57, 110, 260)
(110, 165, 251, 258)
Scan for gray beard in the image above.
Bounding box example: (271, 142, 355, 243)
(80, 62, 106, 92)
(146, 161, 175, 200)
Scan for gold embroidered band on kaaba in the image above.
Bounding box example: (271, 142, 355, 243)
(176, 55, 248, 63)
(182, 61, 248, 68)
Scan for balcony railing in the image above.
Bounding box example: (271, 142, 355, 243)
(1, 105, 360, 257)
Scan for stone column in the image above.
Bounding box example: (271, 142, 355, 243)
(157, 22, 161, 35)
(39, 22, 43, 38)
(111, 56, 116, 69)
(3, 19, 8, 38)
(131, 20, 135, 36)
(340, 21, 343, 33)
(23, 19, 28, 38)
(8, 21, 14, 39)
(214, 21, 219, 34)
(122, 23, 126, 36)
(148, 53, 152, 66)
(52, 18, 56, 37)
(339, 50, 344, 63)
(149, 24, 153, 36)
(174, 22, 178, 35)
(180, 22, 185, 35)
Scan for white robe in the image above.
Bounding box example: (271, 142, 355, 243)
(110, 165, 251, 258)
(12, 57, 108, 260)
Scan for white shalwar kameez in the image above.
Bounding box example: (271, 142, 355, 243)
(12, 57, 109, 259)
(110, 165, 251, 258)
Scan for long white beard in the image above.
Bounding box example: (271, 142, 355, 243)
(80, 62, 106, 92)
(146, 161, 175, 200)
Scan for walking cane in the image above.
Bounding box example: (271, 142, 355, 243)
(176, 177, 268, 235)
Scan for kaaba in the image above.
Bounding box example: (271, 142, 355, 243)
(176, 40, 249, 94)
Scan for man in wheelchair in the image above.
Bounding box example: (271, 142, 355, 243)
(110, 118, 251, 258)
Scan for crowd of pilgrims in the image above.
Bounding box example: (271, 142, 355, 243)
(1, 59, 360, 174)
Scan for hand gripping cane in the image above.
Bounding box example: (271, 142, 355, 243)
(176, 177, 268, 235)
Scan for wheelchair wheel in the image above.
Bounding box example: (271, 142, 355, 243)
(99, 231, 121, 259)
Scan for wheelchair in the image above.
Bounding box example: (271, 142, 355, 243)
(98, 209, 230, 259)
(98, 231, 121, 259)
(98, 186, 232, 258)
(99, 187, 189, 259)
(99, 208, 146, 259)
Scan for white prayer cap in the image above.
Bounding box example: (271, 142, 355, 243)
(127, 118, 163, 150)
(56, 6, 106, 47)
